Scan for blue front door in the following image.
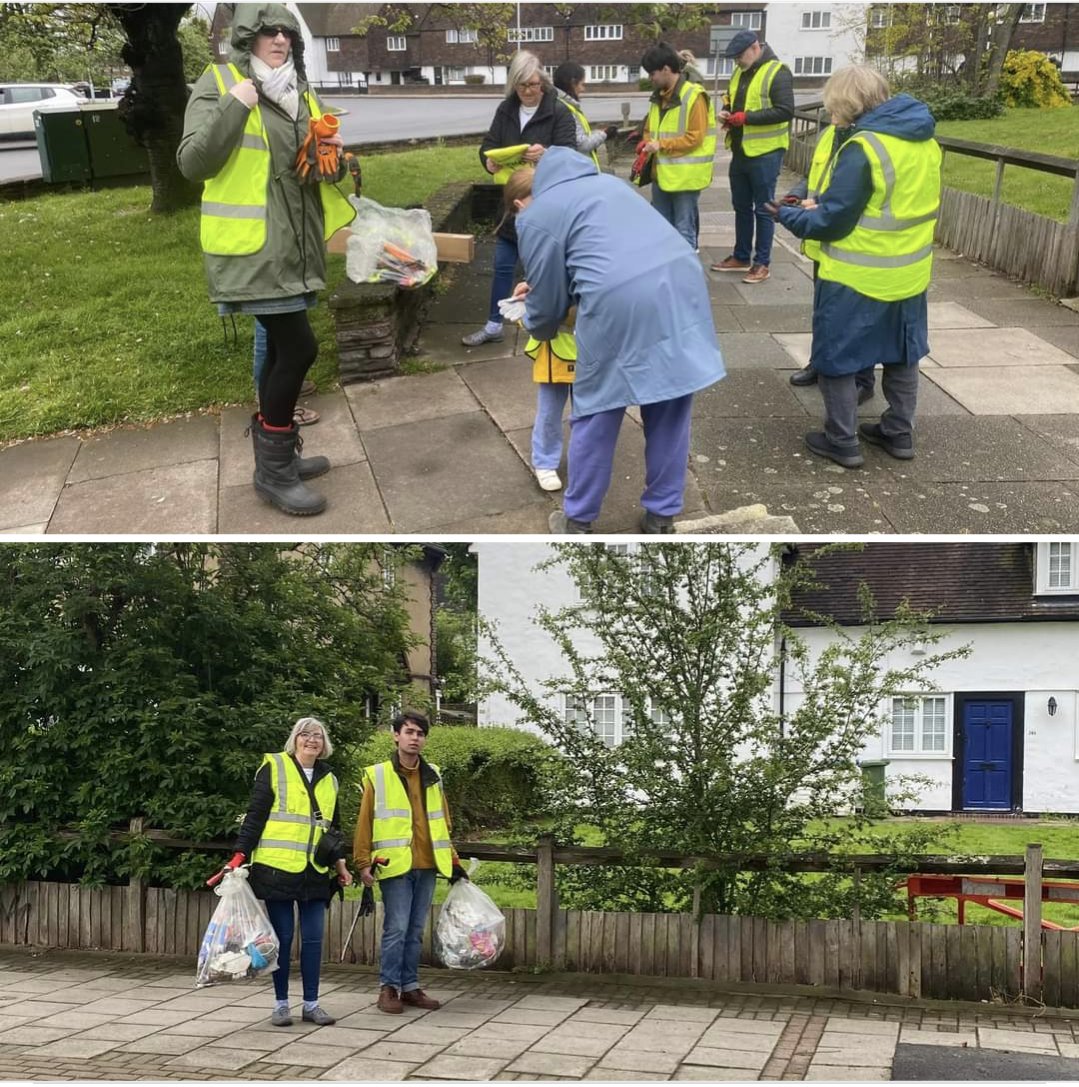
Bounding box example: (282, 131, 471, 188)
(962, 701, 1013, 809)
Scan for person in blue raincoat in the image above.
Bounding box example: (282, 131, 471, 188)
(769, 66, 941, 468)
(508, 146, 726, 534)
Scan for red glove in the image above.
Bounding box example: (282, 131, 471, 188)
(781, 194, 802, 205)
(726, 111, 747, 127)
(207, 852, 245, 887)
(635, 140, 648, 154)
(226, 852, 245, 869)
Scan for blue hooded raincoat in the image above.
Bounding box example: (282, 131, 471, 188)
(516, 147, 726, 418)
(777, 94, 937, 376)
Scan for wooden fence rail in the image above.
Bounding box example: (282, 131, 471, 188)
(785, 105, 1079, 297)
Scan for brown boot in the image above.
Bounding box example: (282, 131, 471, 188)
(377, 985, 403, 1014)
(400, 988, 441, 1010)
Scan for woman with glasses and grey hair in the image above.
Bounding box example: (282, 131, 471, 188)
(461, 50, 576, 348)
(218, 717, 352, 1028)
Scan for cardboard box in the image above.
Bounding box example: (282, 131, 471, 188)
(326, 229, 474, 262)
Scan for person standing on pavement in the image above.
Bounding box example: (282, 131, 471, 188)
(355, 711, 469, 1015)
(178, 4, 353, 517)
(461, 51, 576, 348)
(710, 30, 793, 285)
(769, 66, 941, 468)
(552, 62, 620, 169)
(639, 42, 717, 252)
(218, 717, 353, 1028)
(508, 149, 726, 535)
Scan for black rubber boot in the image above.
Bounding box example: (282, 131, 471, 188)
(251, 420, 327, 516)
(249, 414, 329, 481)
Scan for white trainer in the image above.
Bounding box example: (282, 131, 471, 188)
(535, 468, 562, 492)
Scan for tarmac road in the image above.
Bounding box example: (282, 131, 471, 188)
(892, 1041, 1079, 1080)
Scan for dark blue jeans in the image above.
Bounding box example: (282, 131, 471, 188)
(729, 148, 785, 266)
(379, 868, 437, 993)
(650, 187, 700, 250)
(264, 898, 326, 1003)
(487, 235, 521, 325)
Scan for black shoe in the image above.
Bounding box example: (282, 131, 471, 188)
(804, 431, 864, 469)
(250, 417, 328, 516)
(859, 423, 914, 460)
(549, 510, 593, 534)
(857, 385, 875, 406)
(789, 367, 818, 387)
(640, 510, 675, 534)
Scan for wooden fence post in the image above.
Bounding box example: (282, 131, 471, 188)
(536, 835, 557, 968)
(1069, 170, 1079, 228)
(691, 885, 701, 979)
(124, 817, 146, 953)
(1023, 843, 1043, 1003)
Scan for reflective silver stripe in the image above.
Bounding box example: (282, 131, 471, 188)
(240, 133, 268, 151)
(427, 809, 444, 821)
(742, 127, 787, 140)
(431, 839, 452, 850)
(374, 807, 410, 819)
(373, 837, 411, 848)
(271, 812, 314, 825)
(373, 762, 387, 810)
(659, 154, 714, 165)
(257, 838, 308, 852)
(821, 242, 934, 268)
(201, 201, 266, 220)
(858, 132, 896, 214)
(269, 753, 289, 812)
(858, 209, 939, 232)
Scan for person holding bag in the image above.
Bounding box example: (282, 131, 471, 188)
(217, 717, 352, 1027)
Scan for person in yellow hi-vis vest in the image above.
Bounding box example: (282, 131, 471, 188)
(178, 4, 355, 518)
(220, 718, 353, 1028)
(771, 66, 941, 469)
(710, 30, 794, 284)
(354, 712, 468, 1015)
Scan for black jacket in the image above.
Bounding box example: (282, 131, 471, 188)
(479, 88, 576, 242)
(235, 754, 342, 903)
(728, 44, 794, 157)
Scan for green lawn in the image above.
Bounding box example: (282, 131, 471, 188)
(935, 106, 1079, 222)
(0, 143, 485, 444)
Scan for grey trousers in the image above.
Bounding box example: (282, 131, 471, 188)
(819, 363, 919, 448)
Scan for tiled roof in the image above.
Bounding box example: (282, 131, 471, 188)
(296, 4, 388, 37)
(784, 542, 1079, 626)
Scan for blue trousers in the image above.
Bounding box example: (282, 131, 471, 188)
(563, 393, 694, 524)
(253, 318, 268, 388)
(729, 148, 784, 266)
(532, 383, 572, 469)
(379, 868, 436, 993)
(487, 236, 520, 326)
(264, 898, 326, 1003)
(650, 187, 700, 250)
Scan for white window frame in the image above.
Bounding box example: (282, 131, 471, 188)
(888, 695, 951, 757)
(217, 37, 229, 56)
(870, 8, 892, 28)
(731, 11, 763, 29)
(562, 692, 671, 747)
(585, 24, 623, 40)
(446, 27, 478, 44)
(507, 26, 554, 43)
(794, 56, 833, 75)
(801, 10, 832, 29)
(326, 36, 340, 52)
(1020, 3, 1047, 22)
(447, 65, 466, 83)
(386, 35, 407, 51)
(713, 56, 735, 77)
(588, 64, 621, 83)
(1035, 541, 1077, 594)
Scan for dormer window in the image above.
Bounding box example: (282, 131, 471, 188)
(1035, 541, 1077, 594)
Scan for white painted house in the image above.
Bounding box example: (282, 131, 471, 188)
(475, 540, 1079, 814)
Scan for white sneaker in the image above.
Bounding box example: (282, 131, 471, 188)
(535, 468, 562, 492)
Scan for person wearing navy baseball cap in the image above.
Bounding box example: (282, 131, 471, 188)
(711, 29, 794, 285)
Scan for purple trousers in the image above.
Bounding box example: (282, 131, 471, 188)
(563, 394, 694, 524)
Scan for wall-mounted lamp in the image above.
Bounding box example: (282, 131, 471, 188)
(1048, 696, 1058, 717)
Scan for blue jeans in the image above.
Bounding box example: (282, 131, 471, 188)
(532, 383, 571, 469)
(650, 187, 700, 250)
(487, 236, 520, 326)
(253, 318, 268, 390)
(264, 898, 326, 1003)
(729, 148, 784, 266)
(379, 868, 437, 993)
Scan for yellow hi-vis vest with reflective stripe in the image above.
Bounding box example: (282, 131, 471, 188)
(726, 59, 790, 157)
(250, 753, 339, 874)
(525, 330, 576, 383)
(366, 759, 453, 879)
(816, 130, 942, 303)
(647, 79, 716, 192)
(201, 63, 355, 256)
(561, 96, 600, 168)
(801, 124, 839, 263)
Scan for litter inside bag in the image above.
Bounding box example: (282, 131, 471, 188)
(434, 863, 505, 970)
(345, 195, 438, 288)
(195, 867, 279, 988)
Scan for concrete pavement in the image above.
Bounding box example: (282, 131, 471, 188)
(6, 946, 1079, 1081)
(3, 149, 1079, 535)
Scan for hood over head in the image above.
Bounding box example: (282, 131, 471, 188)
(531, 145, 600, 198)
(854, 92, 936, 141)
(230, 3, 306, 77)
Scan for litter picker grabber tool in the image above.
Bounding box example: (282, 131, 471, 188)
(340, 856, 386, 964)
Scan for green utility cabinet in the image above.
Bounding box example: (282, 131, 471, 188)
(35, 108, 91, 183)
(858, 759, 890, 817)
(35, 104, 149, 184)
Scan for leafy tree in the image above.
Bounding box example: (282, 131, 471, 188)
(0, 543, 419, 889)
(481, 543, 966, 920)
(435, 542, 478, 706)
(177, 14, 212, 84)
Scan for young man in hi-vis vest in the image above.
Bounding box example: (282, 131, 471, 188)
(355, 711, 468, 1014)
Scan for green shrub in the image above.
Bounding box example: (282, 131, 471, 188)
(999, 50, 1072, 109)
(891, 76, 1004, 121)
(356, 725, 562, 834)
(463, 73, 486, 86)
(638, 76, 653, 91)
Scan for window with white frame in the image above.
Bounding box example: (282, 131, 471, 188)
(889, 696, 948, 755)
(446, 27, 478, 43)
(542, 64, 557, 78)
(942, 5, 962, 23)
(794, 56, 833, 75)
(326, 36, 340, 52)
(507, 26, 554, 43)
(337, 72, 353, 85)
(1020, 3, 1046, 21)
(217, 37, 228, 56)
(801, 10, 832, 29)
(731, 11, 763, 29)
(563, 692, 672, 747)
(447, 65, 466, 82)
(714, 56, 735, 77)
(585, 24, 623, 40)
(1035, 541, 1077, 593)
(869, 8, 892, 28)
(589, 64, 621, 82)
(386, 35, 407, 51)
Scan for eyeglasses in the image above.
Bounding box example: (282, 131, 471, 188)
(297, 731, 323, 741)
(258, 26, 290, 39)
(517, 80, 543, 90)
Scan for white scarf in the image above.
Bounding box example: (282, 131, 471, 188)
(251, 54, 299, 119)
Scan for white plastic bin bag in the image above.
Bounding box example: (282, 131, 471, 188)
(345, 195, 438, 288)
(195, 867, 279, 987)
(434, 863, 505, 970)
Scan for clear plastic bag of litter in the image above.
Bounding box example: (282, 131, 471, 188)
(344, 195, 438, 288)
(434, 861, 505, 970)
(195, 867, 279, 988)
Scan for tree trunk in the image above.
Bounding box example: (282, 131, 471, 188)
(109, 3, 199, 213)
(967, 11, 990, 95)
(985, 3, 1025, 98)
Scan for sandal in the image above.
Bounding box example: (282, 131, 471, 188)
(293, 406, 320, 426)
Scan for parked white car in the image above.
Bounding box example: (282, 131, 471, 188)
(0, 83, 83, 139)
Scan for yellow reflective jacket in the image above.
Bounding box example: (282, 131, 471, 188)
(365, 759, 453, 879)
(647, 79, 716, 192)
(250, 753, 338, 874)
(525, 330, 577, 383)
(726, 60, 790, 157)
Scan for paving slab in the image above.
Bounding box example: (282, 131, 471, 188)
(1030, 323, 1079, 358)
(928, 275, 1036, 302)
(447, 1033, 535, 1059)
(321, 1054, 420, 1080)
(418, 1052, 512, 1079)
(672, 1065, 752, 1080)
(493, 1007, 576, 1027)
(569, 1007, 649, 1026)
(0, 437, 79, 529)
(458, 354, 540, 433)
(67, 415, 219, 484)
(683, 1044, 771, 1069)
(694, 369, 809, 418)
(118, 1032, 205, 1055)
(30, 1036, 124, 1059)
(0, 1024, 75, 1045)
(899, 1027, 978, 1046)
(804, 1063, 890, 1079)
(268, 1039, 359, 1067)
(164, 1045, 262, 1072)
(928, 327, 1078, 368)
(598, 1047, 683, 1075)
(417, 322, 523, 366)
(345, 369, 481, 431)
(962, 297, 1079, 327)
(506, 1049, 597, 1077)
(729, 304, 815, 334)
(927, 364, 1079, 415)
(977, 1026, 1059, 1053)
(716, 332, 802, 370)
(731, 262, 813, 306)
